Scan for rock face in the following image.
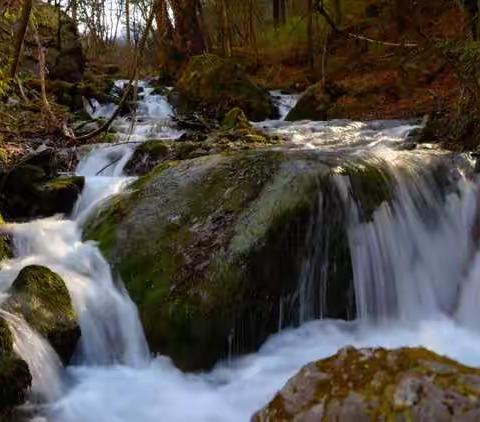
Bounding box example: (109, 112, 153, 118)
(0, 150, 84, 220)
(0, 318, 31, 420)
(169, 54, 277, 121)
(5, 265, 80, 364)
(253, 346, 480, 422)
(86, 149, 353, 370)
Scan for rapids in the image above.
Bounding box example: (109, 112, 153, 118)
(3, 83, 480, 421)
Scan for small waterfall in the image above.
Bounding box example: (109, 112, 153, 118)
(4, 82, 480, 422)
(0, 310, 64, 401)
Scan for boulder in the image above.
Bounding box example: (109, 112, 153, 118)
(85, 149, 358, 370)
(169, 54, 277, 121)
(253, 346, 480, 421)
(285, 82, 344, 121)
(5, 265, 80, 364)
(0, 318, 31, 420)
(1, 151, 85, 220)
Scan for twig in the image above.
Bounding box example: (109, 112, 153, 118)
(95, 156, 121, 175)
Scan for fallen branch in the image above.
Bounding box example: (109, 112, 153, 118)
(314, 0, 418, 48)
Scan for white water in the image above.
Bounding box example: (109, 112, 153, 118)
(3, 85, 480, 421)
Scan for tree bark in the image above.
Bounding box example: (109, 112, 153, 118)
(221, 0, 231, 57)
(171, 0, 206, 58)
(125, 0, 131, 45)
(10, 0, 33, 80)
(307, 0, 314, 69)
(332, 0, 341, 24)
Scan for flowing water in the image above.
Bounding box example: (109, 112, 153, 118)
(3, 85, 480, 421)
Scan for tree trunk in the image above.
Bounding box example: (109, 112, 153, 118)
(125, 0, 131, 45)
(332, 0, 341, 24)
(171, 0, 206, 59)
(221, 0, 231, 57)
(280, 0, 287, 25)
(307, 0, 314, 69)
(273, 0, 280, 28)
(10, 0, 33, 80)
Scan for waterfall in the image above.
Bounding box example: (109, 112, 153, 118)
(3, 83, 480, 421)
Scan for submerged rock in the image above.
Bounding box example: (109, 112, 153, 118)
(169, 54, 277, 121)
(253, 346, 480, 421)
(0, 318, 31, 420)
(5, 266, 80, 364)
(86, 149, 357, 370)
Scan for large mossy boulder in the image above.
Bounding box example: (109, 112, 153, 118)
(0, 318, 31, 420)
(85, 149, 358, 370)
(169, 54, 277, 121)
(253, 346, 480, 421)
(5, 266, 80, 364)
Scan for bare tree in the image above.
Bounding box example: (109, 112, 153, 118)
(9, 0, 33, 80)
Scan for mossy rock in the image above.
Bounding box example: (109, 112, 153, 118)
(33, 176, 85, 216)
(5, 265, 80, 364)
(125, 125, 281, 176)
(253, 346, 480, 421)
(0, 318, 31, 418)
(169, 54, 277, 122)
(85, 149, 356, 370)
(1, 170, 84, 220)
(286, 83, 333, 121)
(221, 107, 252, 131)
(0, 213, 12, 262)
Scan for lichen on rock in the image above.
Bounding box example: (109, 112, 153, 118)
(253, 346, 480, 421)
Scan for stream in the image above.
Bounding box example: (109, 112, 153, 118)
(3, 82, 480, 421)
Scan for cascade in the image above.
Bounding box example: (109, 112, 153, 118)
(2, 84, 480, 421)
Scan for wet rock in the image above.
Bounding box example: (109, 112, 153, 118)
(0, 213, 12, 263)
(253, 346, 480, 422)
(85, 149, 357, 370)
(85, 149, 342, 370)
(169, 54, 277, 121)
(221, 107, 252, 131)
(286, 83, 334, 121)
(5, 265, 80, 364)
(124, 121, 281, 176)
(0, 318, 32, 420)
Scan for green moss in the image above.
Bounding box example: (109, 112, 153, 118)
(6, 265, 80, 363)
(85, 150, 341, 370)
(0, 213, 11, 262)
(221, 107, 252, 131)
